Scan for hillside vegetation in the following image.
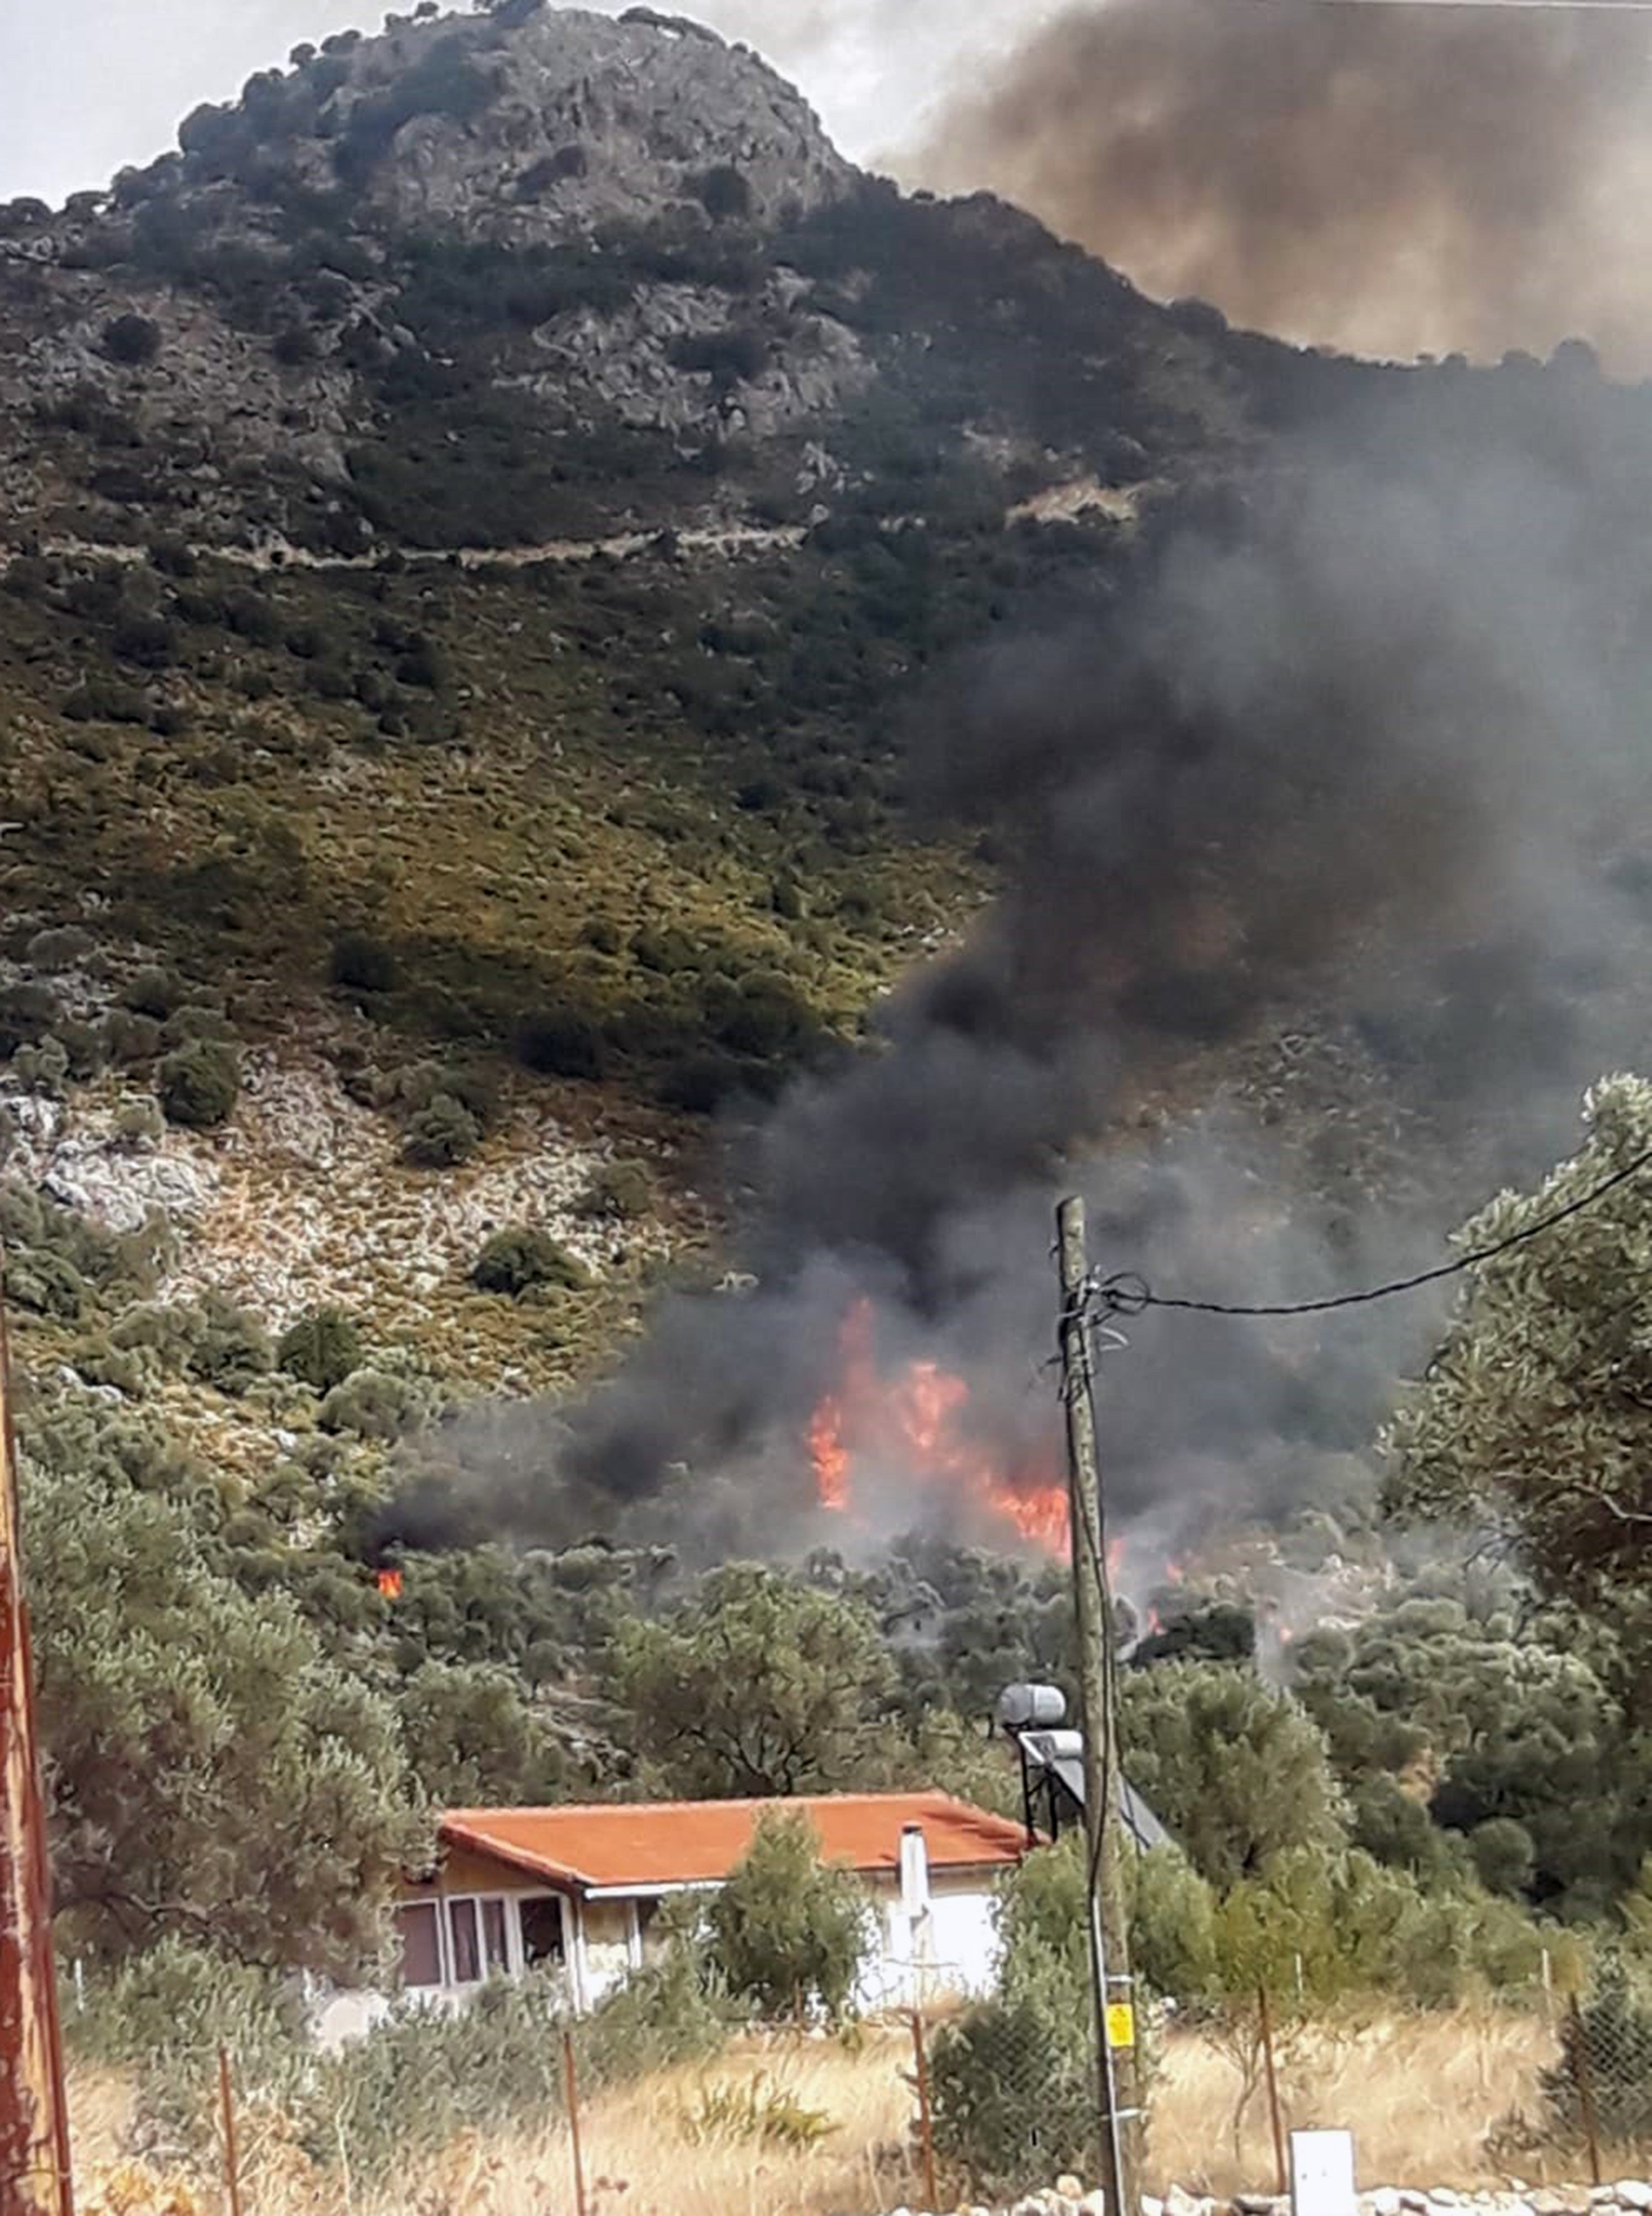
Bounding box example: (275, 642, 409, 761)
(9, 12, 1652, 2206)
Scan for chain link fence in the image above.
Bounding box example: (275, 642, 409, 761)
(895, 1953, 1652, 2205)
(70, 1959, 1652, 2215)
(1541, 1962, 1652, 2182)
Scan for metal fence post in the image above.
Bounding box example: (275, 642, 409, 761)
(562, 2028, 588, 2216)
(1569, 1993, 1603, 2187)
(1258, 1984, 1287, 2196)
(911, 2009, 939, 2212)
(217, 2046, 244, 2216)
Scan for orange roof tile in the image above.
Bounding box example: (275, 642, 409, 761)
(439, 1792, 1029, 1894)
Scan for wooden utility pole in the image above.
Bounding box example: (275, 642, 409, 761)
(1055, 1196, 1141, 2216)
(0, 1282, 74, 2216)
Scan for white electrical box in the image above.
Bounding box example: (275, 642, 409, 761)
(1289, 2129, 1356, 2216)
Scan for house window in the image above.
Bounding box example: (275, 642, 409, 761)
(396, 1903, 442, 1989)
(520, 1895, 566, 1971)
(444, 1897, 511, 1985)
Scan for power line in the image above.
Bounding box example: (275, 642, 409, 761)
(1096, 1142, 1652, 1321)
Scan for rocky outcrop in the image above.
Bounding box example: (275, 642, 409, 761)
(0, 0, 1242, 551)
(339, 7, 855, 241)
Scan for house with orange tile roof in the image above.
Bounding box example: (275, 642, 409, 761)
(314, 1791, 1031, 2044)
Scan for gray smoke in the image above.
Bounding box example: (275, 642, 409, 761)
(391, 375, 1652, 1566)
(911, 0, 1652, 373)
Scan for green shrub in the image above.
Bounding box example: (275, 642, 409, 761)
(111, 613, 177, 669)
(402, 1092, 481, 1167)
(1545, 1952, 1652, 2146)
(70, 1335, 148, 1396)
(26, 925, 96, 973)
(63, 678, 148, 725)
(319, 1368, 425, 1441)
(928, 1838, 1096, 2194)
(111, 1301, 203, 1370)
(5, 1250, 88, 1321)
(157, 1039, 241, 1128)
(12, 1038, 70, 1095)
(330, 930, 398, 994)
(104, 1010, 163, 1065)
(517, 1012, 604, 1080)
(102, 312, 162, 366)
(581, 1161, 651, 1222)
(697, 165, 751, 220)
(278, 1306, 365, 1393)
(68, 1942, 307, 2164)
(162, 1003, 237, 1047)
(186, 1294, 273, 1395)
(472, 1227, 588, 1297)
(582, 1913, 733, 2082)
(114, 1097, 167, 1145)
(123, 966, 185, 1019)
(706, 1809, 873, 2024)
(0, 982, 61, 1056)
(654, 1052, 753, 1115)
(54, 1018, 108, 1082)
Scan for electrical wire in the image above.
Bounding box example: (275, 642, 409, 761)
(1094, 1141, 1652, 1321)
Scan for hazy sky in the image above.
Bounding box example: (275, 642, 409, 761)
(2, 0, 1057, 207)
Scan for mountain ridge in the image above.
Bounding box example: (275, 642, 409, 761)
(5, 0, 1652, 1558)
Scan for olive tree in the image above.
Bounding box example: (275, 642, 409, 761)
(1384, 1075, 1652, 1609)
(24, 1452, 423, 1974)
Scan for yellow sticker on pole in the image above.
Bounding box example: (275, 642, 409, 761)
(1105, 2001, 1137, 2051)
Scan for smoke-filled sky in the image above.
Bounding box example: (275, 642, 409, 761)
(385, 385, 1652, 1568)
(13, 0, 1652, 367)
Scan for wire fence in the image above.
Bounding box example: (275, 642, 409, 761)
(68, 1959, 1652, 2216)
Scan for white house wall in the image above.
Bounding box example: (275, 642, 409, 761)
(313, 1862, 1009, 2043)
(855, 1870, 1002, 2013)
(578, 1898, 636, 2005)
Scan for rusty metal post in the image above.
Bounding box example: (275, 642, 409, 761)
(217, 2049, 243, 2216)
(1258, 1983, 1287, 2196)
(910, 2010, 939, 2212)
(0, 1283, 74, 2216)
(1569, 1993, 1603, 2187)
(561, 2029, 588, 2216)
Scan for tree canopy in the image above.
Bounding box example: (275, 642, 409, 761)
(1384, 1074, 1652, 1610)
(706, 1809, 873, 2021)
(611, 1562, 898, 1796)
(24, 1453, 423, 1975)
(1120, 1659, 1347, 1887)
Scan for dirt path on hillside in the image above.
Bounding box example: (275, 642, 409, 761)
(12, 478, 1149, 577)
(23, 518, 810, 575)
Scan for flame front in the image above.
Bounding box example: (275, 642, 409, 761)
(809, 1396, 851, 1512)
(807, 1300, 1069, 1553)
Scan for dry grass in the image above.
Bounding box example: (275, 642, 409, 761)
(1149, 2006, 1563, 2195)
(67, 2034, 920, 2216)
(66, 2009, 1588, 2216)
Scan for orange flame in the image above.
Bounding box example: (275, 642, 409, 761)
(806, 1300, 1069, 1553)
(809, 1396, 851, 1512)
(376, 1568, 404, 1600)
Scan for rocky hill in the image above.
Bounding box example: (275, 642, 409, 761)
(0, 2, 1256, 1439)
(5, 0, 1652, 1568)
(0, 2, 1259, 560)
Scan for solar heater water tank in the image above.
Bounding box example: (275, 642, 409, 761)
(996, 1682, 1068, 1731)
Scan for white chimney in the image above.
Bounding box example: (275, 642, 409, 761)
(899, 1822, 930, 1921)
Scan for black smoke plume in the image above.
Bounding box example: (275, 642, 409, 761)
(390, 378, 1652, 1565)
(913, 0, 1652, 372)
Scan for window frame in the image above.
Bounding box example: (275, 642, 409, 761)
(395, 1890, 575, 1991)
